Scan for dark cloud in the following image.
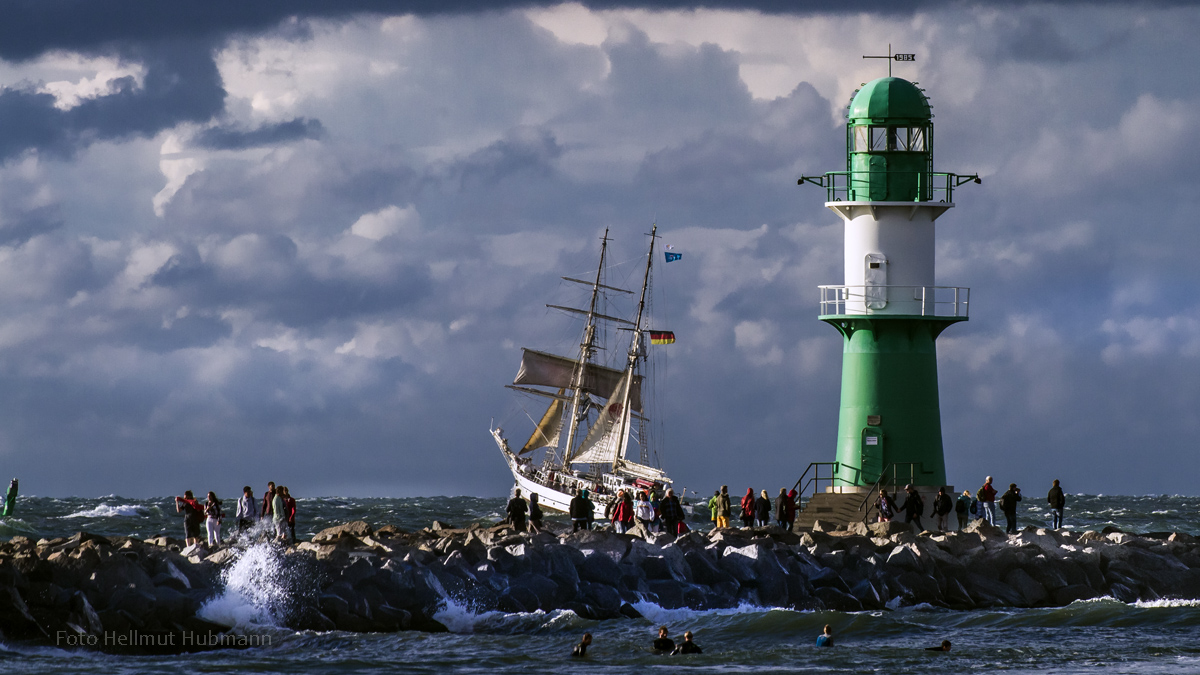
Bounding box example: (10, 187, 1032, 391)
(194, 118, 325, 150)
(0, 39, 223, 161)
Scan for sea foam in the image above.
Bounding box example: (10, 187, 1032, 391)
(62, 504, 146, 519)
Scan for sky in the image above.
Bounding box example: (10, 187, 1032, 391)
(0, 1, 1198, 498)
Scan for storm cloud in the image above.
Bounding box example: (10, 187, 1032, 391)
(0, 3, 1195, 498)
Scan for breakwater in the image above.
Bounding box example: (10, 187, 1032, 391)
(2, 516, 1200, 653)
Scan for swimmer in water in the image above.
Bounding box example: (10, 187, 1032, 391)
(572, 633, 591, 657)
(653, 626, 675, 654)
(925, 640, 952, 652)
(816, 624, 834, 647)
(671, 631, 702, 655)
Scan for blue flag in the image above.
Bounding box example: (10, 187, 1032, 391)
(665, 252, 682, 263)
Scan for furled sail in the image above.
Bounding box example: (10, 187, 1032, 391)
(513, 349, 643, 412)
(520, 390, 564, 455)
(569, 372, 632, 465)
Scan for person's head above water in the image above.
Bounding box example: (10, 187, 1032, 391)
(581, 633, 592, 645)
(658, 626, 669, 638)
(682, 631, 694, 642)
(941, 640, 951, 651)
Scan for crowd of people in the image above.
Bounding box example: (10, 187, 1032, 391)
(874, 477, 1068, 534)
(174, 481, 298, 547)
(504, 486, 688, 535)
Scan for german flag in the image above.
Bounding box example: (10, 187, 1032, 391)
(649, 331, 675, 345)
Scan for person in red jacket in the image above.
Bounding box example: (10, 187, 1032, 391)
(740, 488, 755, 528)
(786, 489, 799, 530)
(610, 490, 635, 533)
(281, 486, 297, 543)
(174, 490, 204, 547)
(977, 476, 997, 526)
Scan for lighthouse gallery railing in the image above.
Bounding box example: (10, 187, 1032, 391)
(819, 285, 969, 318)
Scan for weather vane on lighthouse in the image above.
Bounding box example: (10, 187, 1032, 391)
(793, 60, 982, 526)
(862, 44, 915, 77)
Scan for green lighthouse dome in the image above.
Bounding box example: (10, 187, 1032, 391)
(848, 77, 931, 124)
(845, 76, 933, 201)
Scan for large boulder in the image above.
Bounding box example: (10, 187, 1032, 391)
(313, 521, 373, 544)
(578, 551, 623, 584)
(1003, 568, 1048, 607)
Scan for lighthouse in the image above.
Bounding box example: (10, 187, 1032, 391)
(798, 74, 979, 507)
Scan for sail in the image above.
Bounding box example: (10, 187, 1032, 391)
(570, 371, 632, 465)
(513, 349, 643, 412)
(520, 391, 564, 455)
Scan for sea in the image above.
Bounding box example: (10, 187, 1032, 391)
(2, 493, 1200, 674)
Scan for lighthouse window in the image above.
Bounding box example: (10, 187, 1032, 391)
(854, 126, 926, 152)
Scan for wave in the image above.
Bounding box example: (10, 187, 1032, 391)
(62, 504, 147, 519)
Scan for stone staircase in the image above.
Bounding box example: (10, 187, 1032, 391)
(793, 491, 875, 530)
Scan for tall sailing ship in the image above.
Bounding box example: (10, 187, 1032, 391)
(490, 226, 679, 514)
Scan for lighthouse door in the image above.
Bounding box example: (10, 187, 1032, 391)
(861, 426, 884, 484)
(864, 253, 887, 309)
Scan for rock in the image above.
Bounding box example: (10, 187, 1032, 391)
(963, 572, 1025, 607)
(1053, 584, 1102, 605)
(812, 585, 863, 611)
(578, 551, 623, 584)
(204, 548, 238, 566)
(1003, 568, 1048, 606)
(867, 521, 912, 538)
(885, 544, 923, 571)
(313, 521, 373, 543)
(0, 586, 45, 638)
(684, 550, 724, 585)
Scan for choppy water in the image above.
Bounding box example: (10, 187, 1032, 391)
(2, 493, 1200, 674)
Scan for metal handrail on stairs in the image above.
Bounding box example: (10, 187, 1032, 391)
(856, 462, 925, 523)
(791, 462, 842, 511)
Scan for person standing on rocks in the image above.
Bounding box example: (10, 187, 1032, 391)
(716, 486, 732, 529)
(899, 485, 924, 531)
(506, 488, 529, 532)
(786, 489, 798, 529)
(1047, 479, 1066, 529)
(774, 488, 789, 528)
(977, 476, 997, 526)
(660, 488, 685, 536)
(174, 490, 204, 547)
(236, 486, 255, 534)
(528, 493, 544, 533)
(569, 488, 591, 531)
(740, 488, 755, 528)
(635, 491, 655, 532)
(204, 491, 224, 546)
(754, 490, 771, 528)
(875, 489, 896, 522)
(956, 490, 972, 530)
(261, 481, 277, 521)
(653, 626, 675, 653)
(611, 490, 635, 533)
(933, 487, 953, 532)
(999, 483, 1022, 533)
(282, 487, 297, 543)
(272, 488, 288, 542)
(708, 490, 720, 528)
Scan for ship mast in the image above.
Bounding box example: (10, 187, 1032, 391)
(560, 229, 609, 469)
(611, 224, 656, 472)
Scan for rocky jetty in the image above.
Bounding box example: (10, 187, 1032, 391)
(3, 519, 1200, 653)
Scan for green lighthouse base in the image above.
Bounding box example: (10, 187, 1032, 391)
(819, 314, 966, 490)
